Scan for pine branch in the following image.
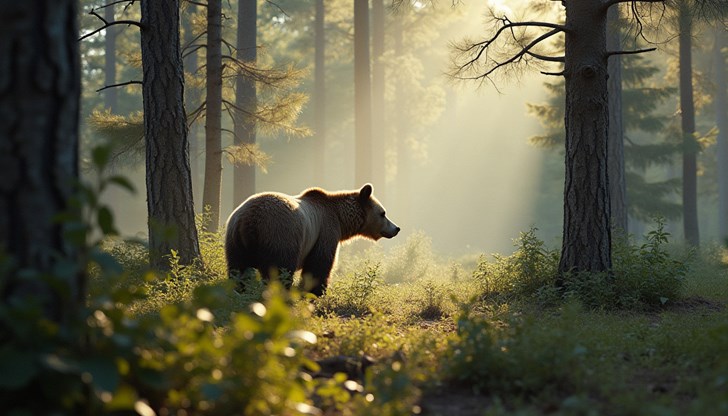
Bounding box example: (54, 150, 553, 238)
(607, 47, 657, 57)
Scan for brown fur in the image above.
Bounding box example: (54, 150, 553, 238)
(225, 184, 399, 296)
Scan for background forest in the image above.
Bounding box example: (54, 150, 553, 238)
(82, 0, 728, 255)
(1, 0, 728, 415)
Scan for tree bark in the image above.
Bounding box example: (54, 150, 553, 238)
(0, 0, 81, 322)
(371, 0, 386, 196)
(141, 0, 201, 269)
(558, 0, 612, 276)
(233, 0, 257, 206)
(677, 1, 700, 246)
(607, 5, 627, 233)
(313, 0, 327, 186)
(354, 0, 373, 186)
(202, 0, 223, 230)
(104, 1, 118, 112)
(393, 15, 411, 221)
(715, 27, 728, 241)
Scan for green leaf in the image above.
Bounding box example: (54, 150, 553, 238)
(0, 348, 39, 389)
(106, 175, 136, 194)
(92, 146, 112, 170)
(97, 206, 118, 236)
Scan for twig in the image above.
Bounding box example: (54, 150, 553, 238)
(606, 47, 657, 57)
(96, 80, 142, 92)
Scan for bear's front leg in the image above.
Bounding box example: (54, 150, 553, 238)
(301, 241, 337, 296)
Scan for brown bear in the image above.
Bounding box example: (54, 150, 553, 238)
(224, 184, 400, 296)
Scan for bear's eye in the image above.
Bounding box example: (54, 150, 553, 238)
(380, 211, 386, 218)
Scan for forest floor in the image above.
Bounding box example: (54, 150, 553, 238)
(113, 231, 728, 416)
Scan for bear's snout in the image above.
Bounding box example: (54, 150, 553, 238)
(383, 224, 400, 239)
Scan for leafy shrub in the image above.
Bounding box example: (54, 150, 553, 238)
(381, 231, 435, 283)
(316, 261, 383, 317)
(564, 218, 689, 310)
(472, 227, 559, 303)
(416, 279, 447, 320)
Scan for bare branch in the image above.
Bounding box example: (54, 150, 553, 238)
(185, 0, 208, 8)
(606, 47, 657, 57)
(541, 70, 566, 76)
(96, 80, 142, 92)
(604, 0, 664, 8)
(456, 27, 565, 81)
(526, 51, 565, 62)
(264, 0, 290, 18)
(181, 30, 208, 53)
(79, 9, 142, 42)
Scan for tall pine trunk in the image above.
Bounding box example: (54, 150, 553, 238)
(234, 0, 257, 206)
(714, 26, 728, 242)
(607, 5, 627, 232)
(0, 0, 81, 323)
(104, 1, 118, 112)
(678, 2, 700, 246)
(141, 0, 201, 269)
(202, 0, 223, 230)
(371, 0, 386, 196)
(558, 0, 612, 276)
(354, 0, 373, 186)
(313, 0, 326, 185)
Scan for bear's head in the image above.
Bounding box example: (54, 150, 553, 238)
(357, 184, 400, 240)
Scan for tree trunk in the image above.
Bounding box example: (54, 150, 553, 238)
(202, 0, 223, 230)
(558, 0, 612, 276)
(713, 26, 728, 241)
(233, 0, 257, 206)
(371, 0, 386, 196)
(607, 5, 627, 233)
(354, 0, 373, 186)
(678, 2, 700, 246)
(141, 0, 201, 269)
(313, 0, 327, 185)
(183, 3, 202, 212)
(393, 15, 411, 222)
(104, 1, 118, 112)
(0, 0, 81, 322)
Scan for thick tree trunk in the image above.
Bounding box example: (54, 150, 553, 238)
(0, 1, 81, 322)
(141, 0, 201, 269)
(607, 5, 627, 233)
(313, 0, 326, 185)
(183, 3, 203, 212)
(371, 0, 386, 196)
(354, 0, 373, 186)
(202, 0, 223, 230)
(234, 0, 257, 206)
(678, 3, 700, 246)
(104, 1, 118, 112)
(558, 0, 612, 276)
(715, 27, 728, 241)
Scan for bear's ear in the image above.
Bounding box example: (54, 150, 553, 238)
(358, 184, 373, 202)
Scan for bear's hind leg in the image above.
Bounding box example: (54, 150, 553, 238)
(301, 246, 336, 297)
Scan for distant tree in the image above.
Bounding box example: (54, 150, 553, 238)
(233, 0, 258, 206)
(313, 0, 327, 184)
(202, 0, 224, 231)
(714, 27, 728, 241)
(354, 0, 373, 185)
(607, 6, 627, 232)
(140, 0, 201, 269)
(0, 0, 81, 322)
(372, 0, 386, 195)
(104, 1, 119, 112)
(182, 3, 203, 209)
(453, 0, 664, 276)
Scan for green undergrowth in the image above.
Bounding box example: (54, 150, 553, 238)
(3, 151, 727, 415)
